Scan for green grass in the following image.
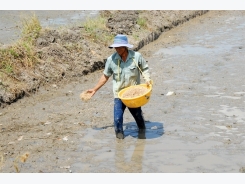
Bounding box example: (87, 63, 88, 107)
(83, 16, 106, 33)
(82, 16, 114, 45)
(0, 14, 41, 74)
(21, 14, 42, 41)
(137, 17, 147, 29)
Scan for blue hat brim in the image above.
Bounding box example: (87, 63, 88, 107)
(109, 43, 133, 49)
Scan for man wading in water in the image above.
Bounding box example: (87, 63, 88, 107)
(85, 34, 152, 139)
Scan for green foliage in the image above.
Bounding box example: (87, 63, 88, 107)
(1, 60, 13, 74)
(137, 17, 147, 28)
(83, 16, 106, 33)
(9, 49, 19, 58)
(82, 16, 114, 44)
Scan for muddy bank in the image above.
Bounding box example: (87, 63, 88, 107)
(0, 10, 99, 45)
(0, 10, 244, 173)
(0, 10, 208, 108)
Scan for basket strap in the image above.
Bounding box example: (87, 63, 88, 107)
(117, 58, 147, 82)
(133, 58, 147, 79)
(118, 59, 120, 82)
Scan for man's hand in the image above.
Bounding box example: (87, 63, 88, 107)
(80, 74, 109, 101)
(86, 89, 96, 97)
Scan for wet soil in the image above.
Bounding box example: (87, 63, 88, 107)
(0, 10, 207, 107)
(1, 10, 245, 173)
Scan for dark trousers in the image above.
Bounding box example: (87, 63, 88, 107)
(114, 98, 146, 133)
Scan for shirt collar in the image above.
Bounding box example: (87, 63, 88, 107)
(115, 50, 134, 60)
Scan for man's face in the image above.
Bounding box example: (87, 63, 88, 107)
(115, 47, 127, 55)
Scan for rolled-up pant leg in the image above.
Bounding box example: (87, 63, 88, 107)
(114, 98, 126, 133)
(128, 107, 146, 129)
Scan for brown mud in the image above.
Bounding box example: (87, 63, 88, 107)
(0, 10, 208, 107)
(1, 10, 245, 173)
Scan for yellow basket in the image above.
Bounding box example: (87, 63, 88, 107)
(118, 84, 152, 108)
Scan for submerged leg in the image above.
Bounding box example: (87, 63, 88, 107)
(114, 98, 126, 139)
(128, 107, 146, 130)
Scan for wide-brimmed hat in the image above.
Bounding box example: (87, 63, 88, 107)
(109, 34, 133, 49)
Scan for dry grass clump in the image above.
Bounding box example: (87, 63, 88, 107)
(1, 74, 26, 90)
(0, 14, 41, 95)
(137, 17, 148, 29)
(1, 41, 39, 70)
(21, 14, 41, 41)
(83, 16, 114, 45)
(121, 86, 149, 98)
(0, 14, 41, 75)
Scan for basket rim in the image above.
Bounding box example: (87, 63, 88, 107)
(118, 84, 152, 100)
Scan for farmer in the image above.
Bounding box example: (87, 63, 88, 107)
(86, 34, 152, 139)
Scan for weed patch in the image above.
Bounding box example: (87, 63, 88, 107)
(0, 14, 41, 74)
(83, 16, 114, 45)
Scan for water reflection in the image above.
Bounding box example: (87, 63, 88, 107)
(115, 139, 146, 172)
(113, 121, 163, 172)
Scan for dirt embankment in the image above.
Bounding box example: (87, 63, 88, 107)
(0, 10, 208, 108)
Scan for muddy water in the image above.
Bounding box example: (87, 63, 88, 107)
(1, 10, 245, 173)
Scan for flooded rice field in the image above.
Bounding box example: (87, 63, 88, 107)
(0, 10, 245, 173)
